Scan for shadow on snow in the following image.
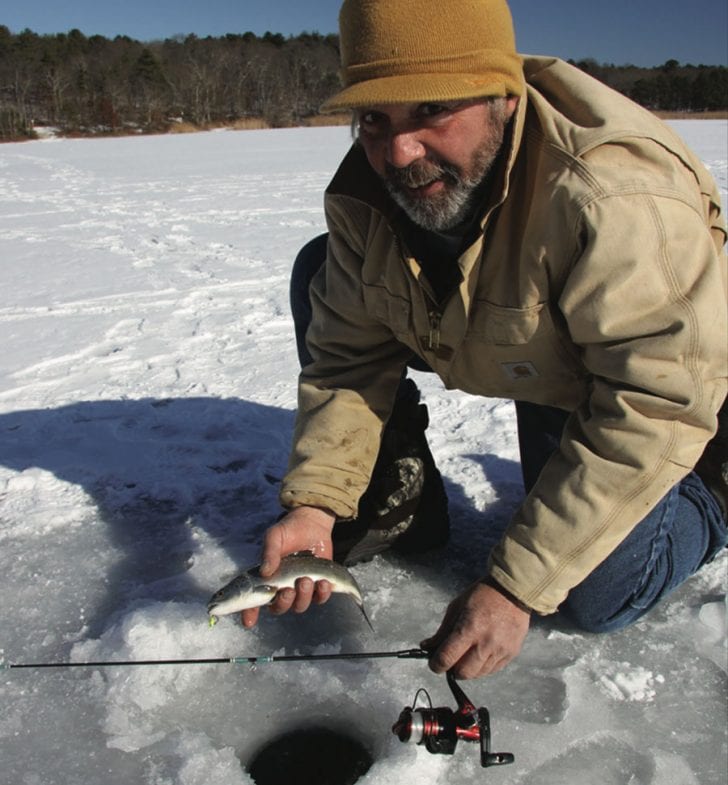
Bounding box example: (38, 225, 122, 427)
(0, 396, 527, 646)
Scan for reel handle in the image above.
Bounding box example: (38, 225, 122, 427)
(475, 706, 515, 768)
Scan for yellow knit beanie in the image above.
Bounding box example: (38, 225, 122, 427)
(320, 0, 524, 112)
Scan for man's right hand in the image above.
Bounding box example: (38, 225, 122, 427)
(241, 506, 336, 628)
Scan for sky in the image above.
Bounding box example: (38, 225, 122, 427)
(0, 0, 727, 67)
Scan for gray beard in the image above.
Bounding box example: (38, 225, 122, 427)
(383, 100, 510, 232)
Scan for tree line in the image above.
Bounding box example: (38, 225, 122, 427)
(0, 26, 726, 141)
(0, 27, 341, 139)
(569, 58, 727, 116)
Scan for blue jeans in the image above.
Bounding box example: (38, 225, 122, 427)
(291, 234, 727, 632)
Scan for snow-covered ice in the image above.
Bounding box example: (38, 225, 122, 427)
(0, 121, 726, 784)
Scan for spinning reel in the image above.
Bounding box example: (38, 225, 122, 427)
(392, 671, 514, 768)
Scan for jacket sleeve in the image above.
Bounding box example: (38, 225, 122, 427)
(279, 199, 415, 517)
(489, 188, 727, 614)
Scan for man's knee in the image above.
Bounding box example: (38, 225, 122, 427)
(560, 596, 639, 634)
(290, 233, 328, 367)
(291, 234, 328, 296)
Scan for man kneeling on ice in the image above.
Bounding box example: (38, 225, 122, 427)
(243, 0, 728, 679)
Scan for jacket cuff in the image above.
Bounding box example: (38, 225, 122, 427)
(279, 488, 357, 519)
(483, 575, 534, 614)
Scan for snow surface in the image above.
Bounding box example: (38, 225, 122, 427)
(0, 121, 726, 785)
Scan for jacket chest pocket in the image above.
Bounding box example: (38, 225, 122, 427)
(465, 300, 583, 381)
(361, 284, 412, 339)
(470, 301, 544, 344)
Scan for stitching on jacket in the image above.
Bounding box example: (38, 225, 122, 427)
(522, 422, 680, 608)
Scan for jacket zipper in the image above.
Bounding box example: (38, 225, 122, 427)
(395, 234, 449, 358)
(427, 310, 442, 350)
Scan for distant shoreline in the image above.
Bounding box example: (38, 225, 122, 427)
(652, 110, 728, 120)
(3, 110, 724, 145)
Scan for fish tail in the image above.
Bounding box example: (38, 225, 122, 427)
(358, 603, 374, 632)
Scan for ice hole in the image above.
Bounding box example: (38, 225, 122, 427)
(247, 725, 373, 785)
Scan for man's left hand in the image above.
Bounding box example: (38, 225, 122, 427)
(420, 581, 531, 679)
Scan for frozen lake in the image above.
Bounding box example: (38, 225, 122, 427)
(0, 121, 726, 784)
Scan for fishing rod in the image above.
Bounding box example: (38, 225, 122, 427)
(2, 645, 514, 768)
(0, 647, 430, 671)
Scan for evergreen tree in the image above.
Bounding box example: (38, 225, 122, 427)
(0, 28, 724, 141)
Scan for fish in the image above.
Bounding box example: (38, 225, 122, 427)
(207, 551, 374, 630)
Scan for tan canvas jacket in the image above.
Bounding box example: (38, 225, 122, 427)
(280, 56, 727, 614)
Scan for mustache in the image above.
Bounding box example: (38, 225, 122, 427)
(384, 158, 461, 190)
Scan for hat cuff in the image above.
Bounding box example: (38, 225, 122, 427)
(320, 69, 524, 113)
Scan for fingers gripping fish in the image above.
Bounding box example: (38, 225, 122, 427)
(207, 551, 374, 630)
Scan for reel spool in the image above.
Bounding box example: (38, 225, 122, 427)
(392, 671, 514, 768)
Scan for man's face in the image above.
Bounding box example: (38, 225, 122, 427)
(355, 97, 518, 231)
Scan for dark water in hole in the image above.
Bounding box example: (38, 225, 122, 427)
(247, 726, 373, 785)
